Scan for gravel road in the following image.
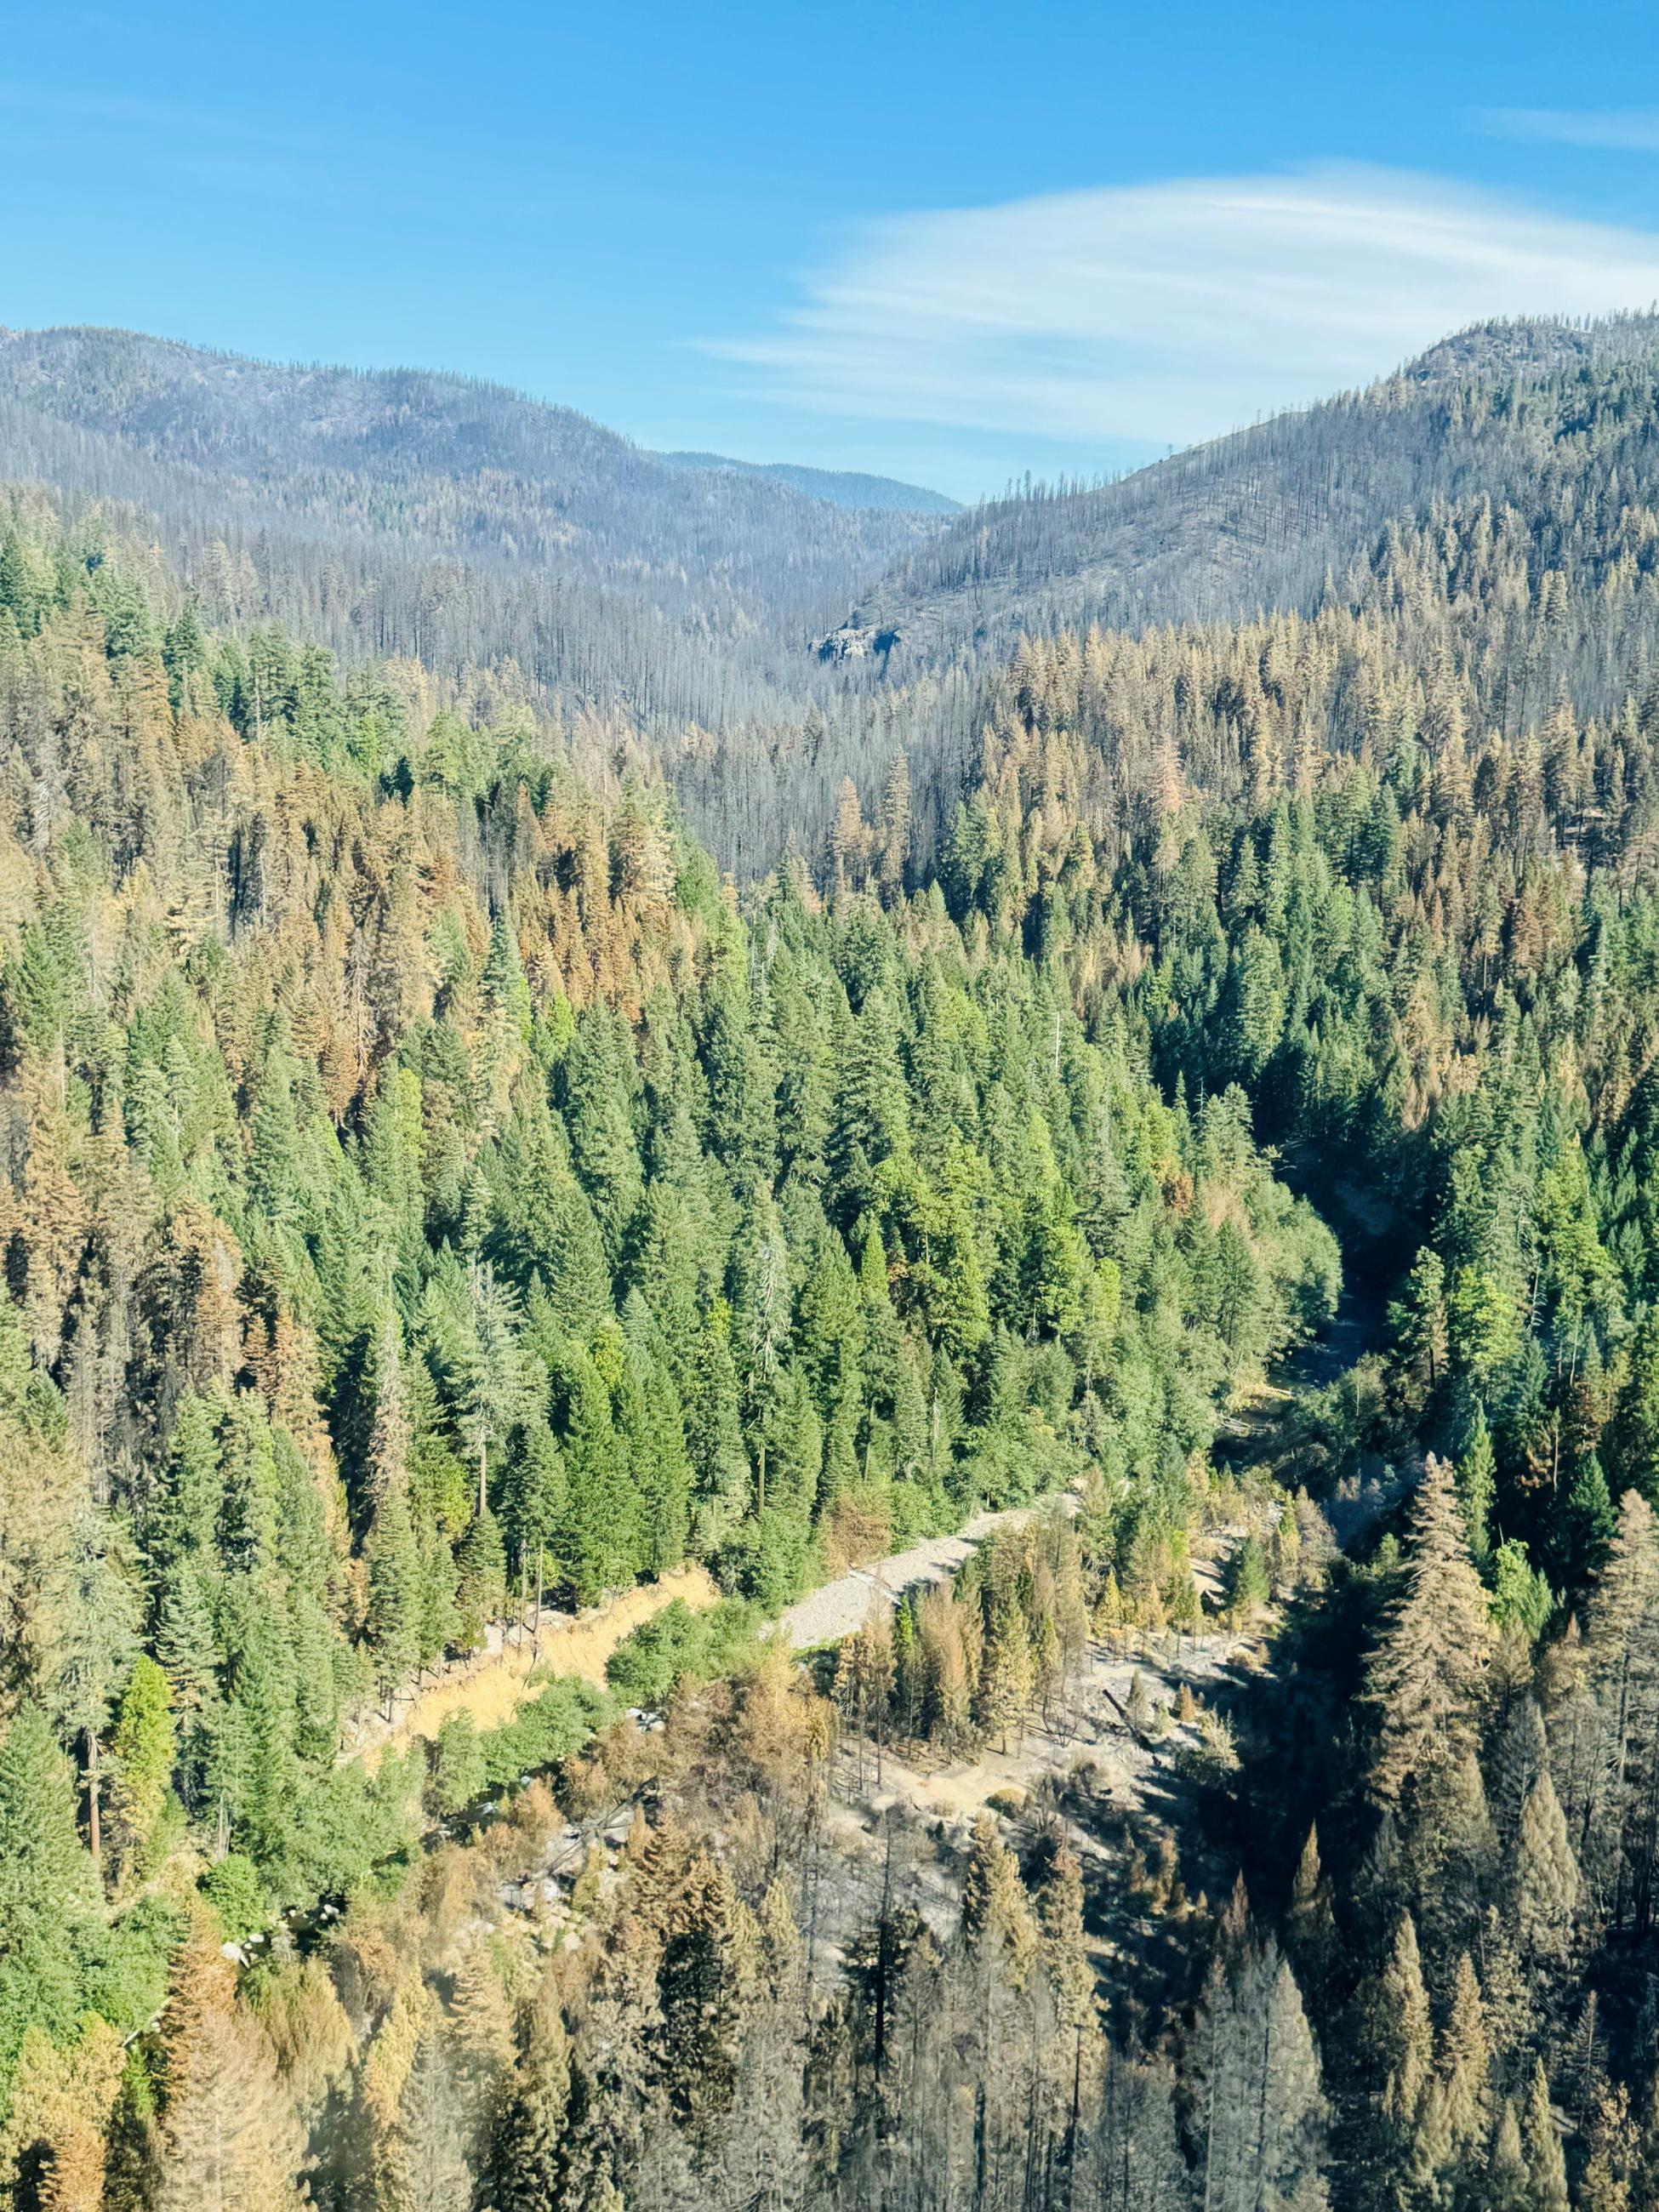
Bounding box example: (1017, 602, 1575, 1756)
(778, 1497, 1074, 1650)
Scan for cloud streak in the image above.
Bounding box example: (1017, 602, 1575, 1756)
(1473, 107, 1659, 153)
(705, 165, 1659, 448)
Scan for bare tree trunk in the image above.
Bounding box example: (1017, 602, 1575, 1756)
(86, 1731, 101, 1867)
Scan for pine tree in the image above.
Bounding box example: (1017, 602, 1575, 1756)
(841, 1599, 896, 1781)
(1491, 1695, 1548, 1854)
(487, 1986, 570, 2212)
(978, 1595, 1035, 1752)
(1439, 1950, 1493, 2165)
(1365, 1454, 1493, 1808)
(1457, 1404, 1497, 1567)
(681, 1301, 750, 1552)
(724, 1883, 807, 2212)
(556, 1343, 641, 1603)
(0, 2015, 126, 2212)
(1565, 1454, 1617, 1588)
(738, 1194, 790, 1515)
(1582, 1490, 1659, 1931)
(0, 1703, 100, 2058)
(1521, 2060, 1569, 2212)
(1223, 1533, 1270, 1624)
(1513, 1768, 1580, 1970)
(109, 1654, 175, 1878)
(1037, 1839, 1095, 2039)
(1488, 2098, 1531, 2211)
(1257, 1953, 1329, 2211)
(155, 1919, 305, 2212)
(1391, 1246, 1448, 1398)
(1579, 2081, 1639, 2212)
(1190, 1929, 1326, 2212)
(41, 1499, 141, 1867)
(358, 1974, 434, 2212)
(453, 1506, 505, 1652)
(1092, 2044, 1189, 2212)
(1373, 1913, 1433, 2169)
(459, 1263, 532, 1519)
(1286, 1824, 1338, 2010)
(653, 1849, 750, 2140)
(363, 1486, 423, 1712)
(395, 2032, 472, 2212)
(961, 1810, 1038, 1982)
(446, 1948, 515, 2167)
(366, 1308, 411, 1514)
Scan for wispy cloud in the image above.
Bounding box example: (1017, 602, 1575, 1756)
(0, 79, 322, 155)
(1473, 107, 1659, 154)
(705, 164, 1659, 448)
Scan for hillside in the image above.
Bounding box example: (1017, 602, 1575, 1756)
(20, 316, 1659, 884)
(844, 312, 1659, 676)
(0, 324, 944, 728)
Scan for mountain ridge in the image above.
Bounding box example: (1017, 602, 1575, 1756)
(654, 448, 959, 515)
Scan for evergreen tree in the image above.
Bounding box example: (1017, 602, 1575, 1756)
(1286, 1824, 1338, 2010)
(653, 1850, 751, 2141)
(155, 1921, 305, 2212)
(1457, 1404, 1497, 1569)
(364, 1487, 423, 1710)
(1488, 2099, 1531, 2212)
(1365, 1455, 1493, 1808)
(1521, 2060, 1569, 2212)
(978, 1596, 1035, 1752)
(453, 1508, 505, 1652)
(41, 1502, 141, 1866)
(109, 1655, 175, 1878)
(1439, 1950, 1493, 2169)
(1372, 1913, 1434, 2180)
(486, 1987, 571, 2212)
(1512, 1769, 1580, 1971)
(0, 1704, 100, 2067)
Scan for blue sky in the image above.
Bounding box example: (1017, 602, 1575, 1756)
(7, 0, 1659, 498)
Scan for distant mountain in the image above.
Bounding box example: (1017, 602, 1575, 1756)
(0, 324, 946, 725)
(655, 450, 959, 515)
(841, 312, 1659, 676)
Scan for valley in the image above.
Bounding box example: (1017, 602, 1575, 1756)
(5, 304, 1659, 2211)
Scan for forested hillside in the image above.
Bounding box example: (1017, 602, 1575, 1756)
(644, 311, 1659, 878)
(835, 311, 1659, 676)
(12, 308, 1659, 2212)
(0, 327, 945, 734)
(23, 314, 1659, 888)
(0, 502, 1343, 2186)
(847, 311, 1659, 675)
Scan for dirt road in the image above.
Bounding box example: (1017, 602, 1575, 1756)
(778, 1496, 1076, 1650)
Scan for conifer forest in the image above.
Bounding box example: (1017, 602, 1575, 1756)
(17, 296, 1659, 2212)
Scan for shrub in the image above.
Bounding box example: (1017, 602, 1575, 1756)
(605, 1598, 761, 1707)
